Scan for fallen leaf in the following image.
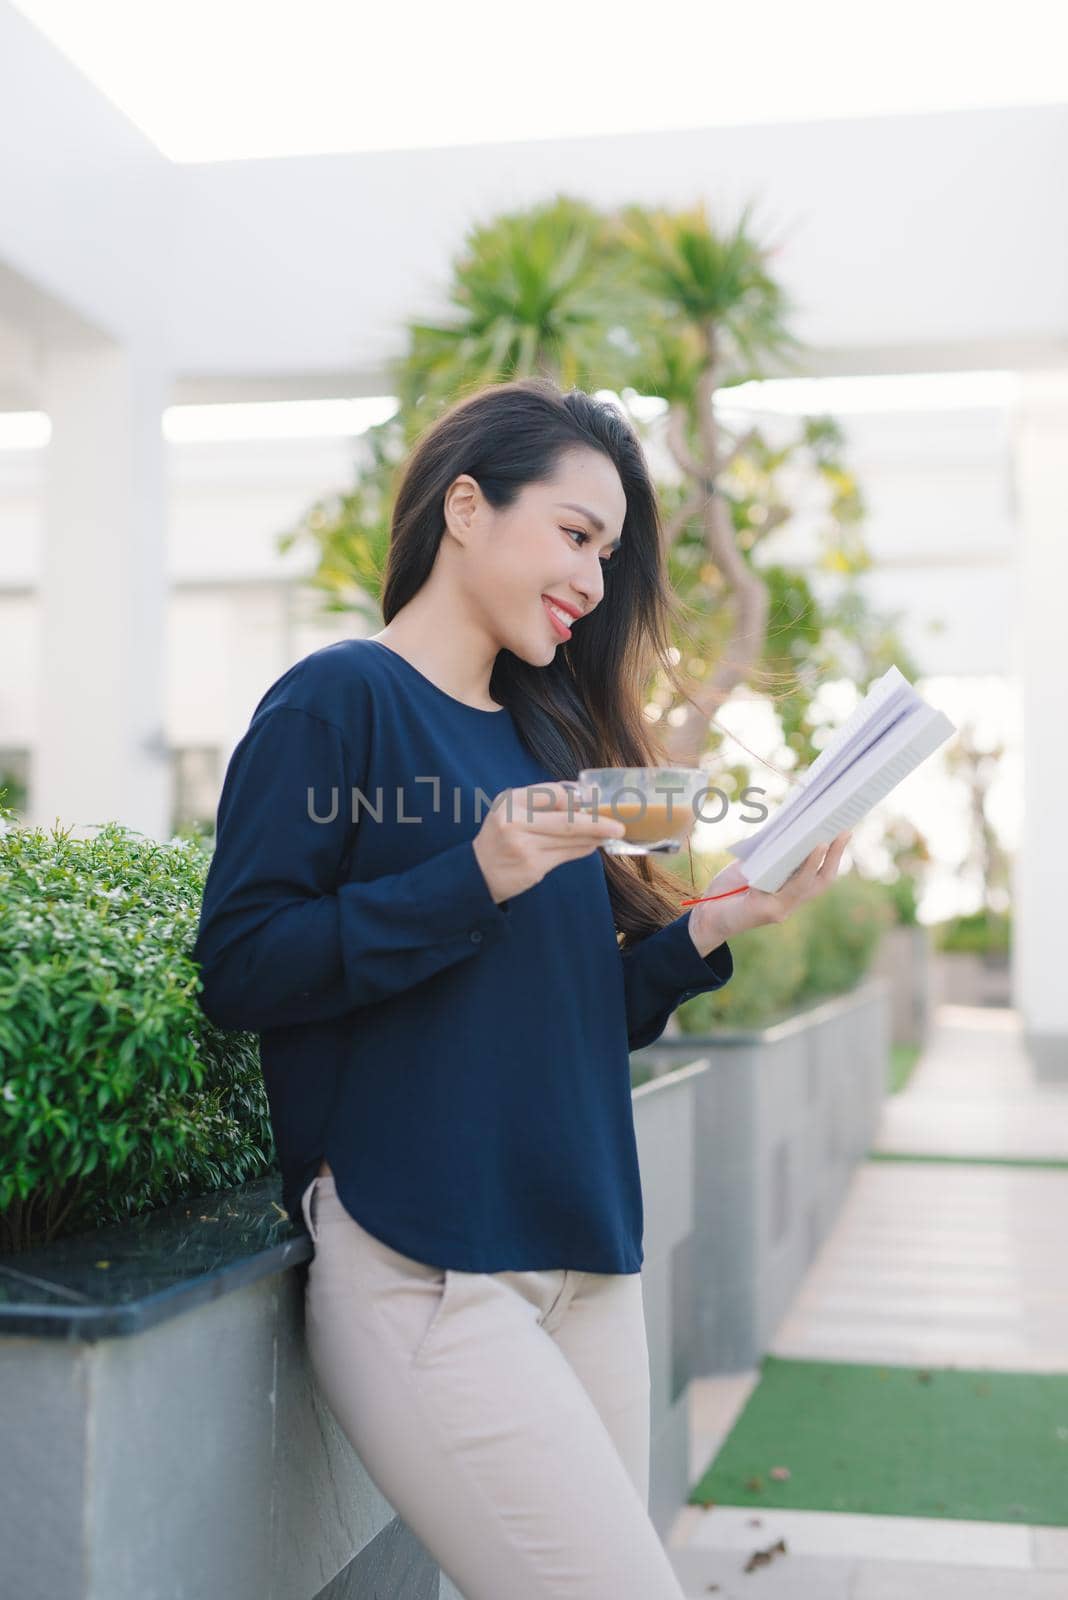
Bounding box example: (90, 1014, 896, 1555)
(744, 1476, 764, 1494)
(743, 1537, 788, 1573)
(747, 1517, 762, 1527)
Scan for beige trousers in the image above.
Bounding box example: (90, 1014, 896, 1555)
(300, 1172, 686, 1599)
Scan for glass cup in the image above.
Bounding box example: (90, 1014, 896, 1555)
(574, 766, 713, 855)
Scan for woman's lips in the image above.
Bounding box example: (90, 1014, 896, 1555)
(542, 596, 573, 639)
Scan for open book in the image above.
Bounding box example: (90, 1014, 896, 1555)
(726, 665, 957, 892)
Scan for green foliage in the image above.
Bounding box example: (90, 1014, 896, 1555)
(790, 874, 895, 1001)
(0, 804, 269, 1254)
(170, 818, 216, 853)
(279, 191, 919, 778)
(889, 1043, 922, 1095)
(0, 774, 28, 818)
(877, 815, 931, 927)
(674, 871, 893, 1033)
(885, 871, 919, 927)
(276, 417, 401, 621)
(610, 197, 806, 395)
(755, 563, 826, 759)
(677, 916, 808, 1031)
(934, 909, 1012, 955)
(401, 195, 643, 405)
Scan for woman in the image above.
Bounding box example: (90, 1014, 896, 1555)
(192, 377, 850, 1599)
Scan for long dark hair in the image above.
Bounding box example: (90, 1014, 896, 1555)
(381, 377, 703, 948)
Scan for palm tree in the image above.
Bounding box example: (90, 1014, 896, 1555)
(398, 194, 646, 404)
(280, 193, 915, 772)
(608, 198, 804, 761)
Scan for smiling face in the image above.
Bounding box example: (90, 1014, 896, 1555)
(444, 445, 628, 665)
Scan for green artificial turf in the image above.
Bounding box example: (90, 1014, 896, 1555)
(888, 1043, 922, 1094)
(691, 1356, 1068, 1525)
(869, 1151, 1068, 1171)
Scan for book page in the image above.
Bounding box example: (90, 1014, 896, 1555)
(722, 667, 956, 892)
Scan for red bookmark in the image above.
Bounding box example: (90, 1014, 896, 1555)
(678, 885, 751, 907)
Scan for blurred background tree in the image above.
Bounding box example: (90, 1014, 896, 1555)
(934, 719, 1012, 960)
(878, 815, 933, 927)
(278, 191, 918, 783)
(943, 719, 1011, 916)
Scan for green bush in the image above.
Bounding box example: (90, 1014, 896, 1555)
(677, 915, 807, 1031)
(792, 874, 894, 1001)
(0, 806, 270, 1255)
(0, 774, 28, 819)
(934, 908, 1011, 955)
(675, 869, 892, 1034)
(886, 871, 919, 926)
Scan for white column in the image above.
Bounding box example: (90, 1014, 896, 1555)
(32, 341, 170, 840)
(1012, 370, 1068, 1078)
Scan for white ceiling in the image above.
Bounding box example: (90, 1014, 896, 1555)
(9, 0, 1068, 164)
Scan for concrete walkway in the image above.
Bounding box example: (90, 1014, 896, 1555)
(875, 1004, 1068, 1161)
(667, 1004, 1068, 1598)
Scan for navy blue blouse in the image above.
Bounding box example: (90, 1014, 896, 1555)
(191, 638, 733, 1273)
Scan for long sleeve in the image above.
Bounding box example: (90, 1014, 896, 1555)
(191, 704, 512, 1032)
(621, 912, 733, 1051)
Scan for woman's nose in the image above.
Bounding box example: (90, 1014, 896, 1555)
(575, 566, 604, 611)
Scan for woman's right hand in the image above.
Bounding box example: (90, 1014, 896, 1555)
(471, 781, 626, 904)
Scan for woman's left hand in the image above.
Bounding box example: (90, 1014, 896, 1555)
(687, 831, 853, 956)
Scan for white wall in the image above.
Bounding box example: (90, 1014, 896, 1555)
(1012, 374, 1068, 1052)
(0, 3, 174, 365)
(2, 0, 1067, 395)
(165, 105, 1068, 384)
(0, 432, 364, 787)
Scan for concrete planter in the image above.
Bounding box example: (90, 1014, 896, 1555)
(631, 978, 891, 1373)
(871, 923, 935, 1048)
(631, 1056, 709, 1539)
(0, 978, 886, 1594)
(0, 1059, 710, 1596)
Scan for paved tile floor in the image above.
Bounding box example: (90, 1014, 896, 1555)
(666, 1004, 1068, 1598)
(876, 1004, 1068, 1160)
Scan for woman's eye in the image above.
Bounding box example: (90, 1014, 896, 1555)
(564, 527, 614, 566)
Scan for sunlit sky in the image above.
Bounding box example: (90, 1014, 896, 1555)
(11, 0, 1068, 163)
